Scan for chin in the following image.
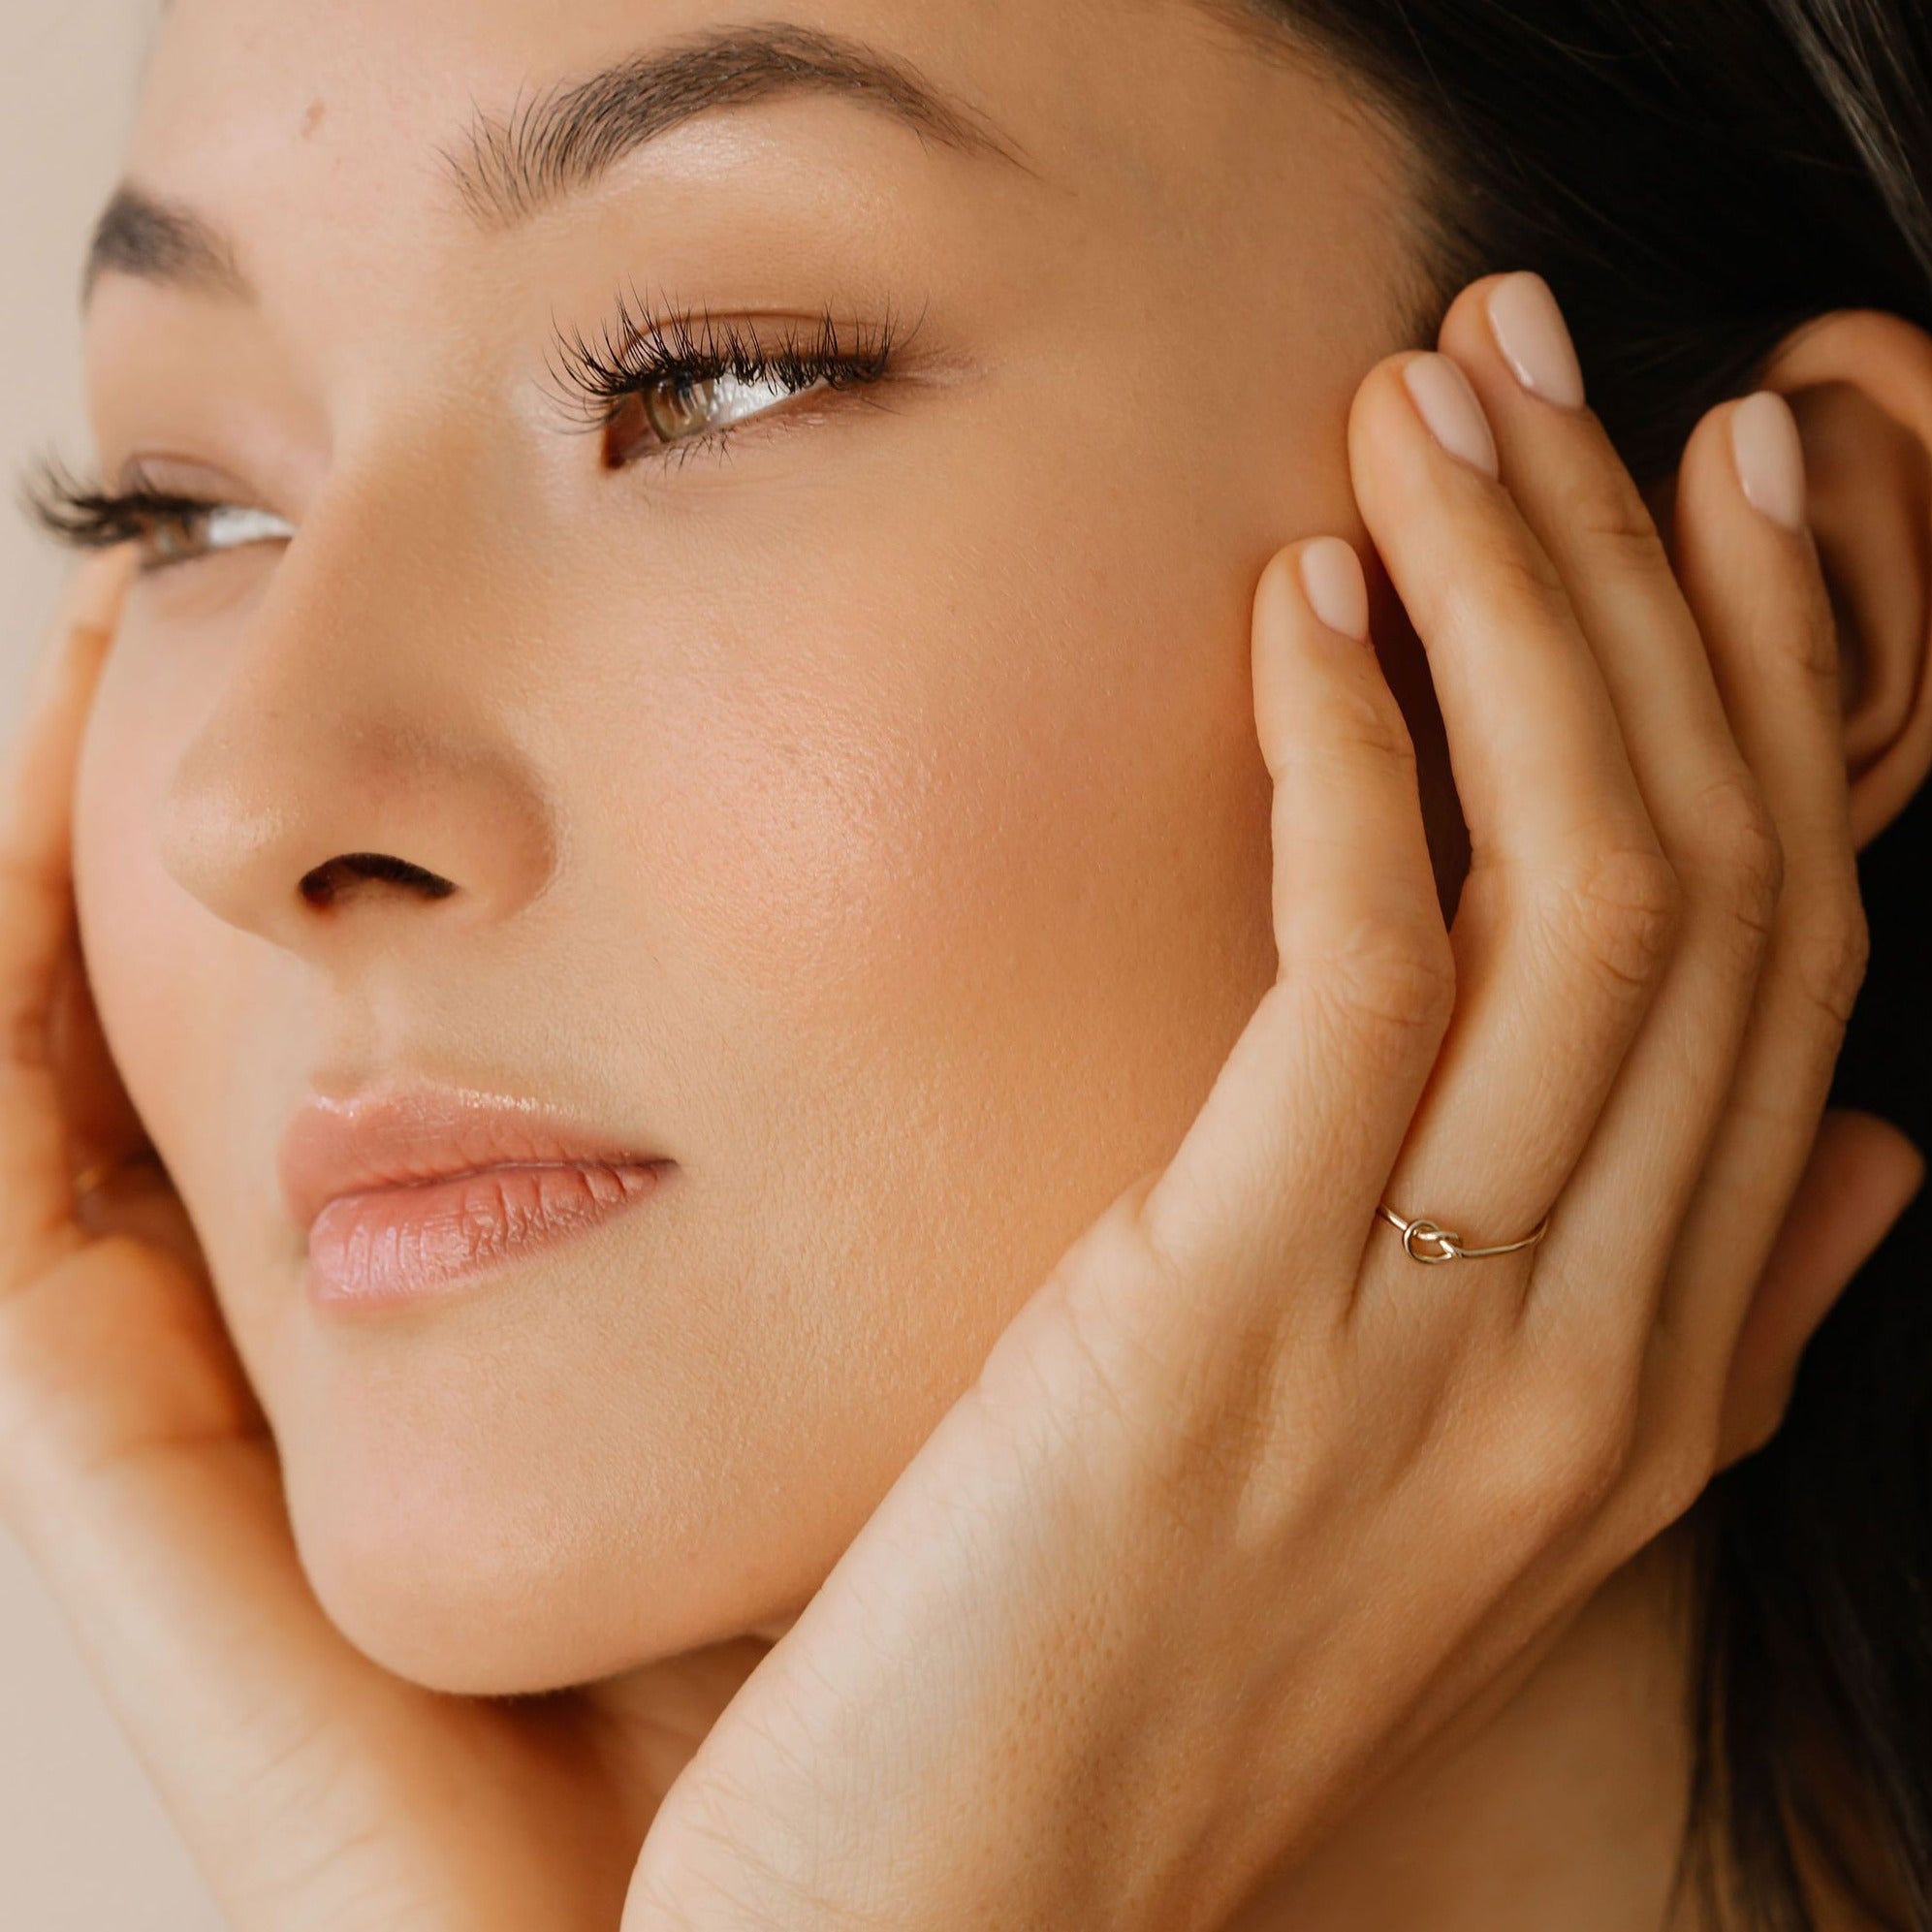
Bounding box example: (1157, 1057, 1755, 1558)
(277, 1426, 792, 1697)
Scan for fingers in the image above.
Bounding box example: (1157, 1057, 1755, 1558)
(48, 938, 155, 1186)
(1137, 540, 1450, 1300)
(1426, 280, 1795, 1347)
(0, 553, 134, 1290)
(1439, 275, 1769, 883)
(8, 1329, 518, 1927)
(1636, 388, 1873, 1432)
(1345, 341, 1678, 1276)
(1402, 281, 1866, 1497)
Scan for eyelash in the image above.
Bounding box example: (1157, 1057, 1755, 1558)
(19, 456, 231, 566)
(19, 291, 916, 567)
(546, 287, 914, 468)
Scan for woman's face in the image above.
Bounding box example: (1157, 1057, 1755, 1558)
(74, 0, 1422, 1693)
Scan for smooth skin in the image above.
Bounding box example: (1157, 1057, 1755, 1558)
(9, 1, 1932, 1925)
(4, 278, 1924, 1929)
(629, 301, 1926, 1925)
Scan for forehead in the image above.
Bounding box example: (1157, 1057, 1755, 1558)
(103, 0, 1415, 435)
(127, 0, 1379, 237)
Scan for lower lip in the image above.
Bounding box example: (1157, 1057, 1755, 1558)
(304, 1161, 670, 1310)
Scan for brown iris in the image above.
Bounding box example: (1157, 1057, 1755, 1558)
(604, 376, 727, 468)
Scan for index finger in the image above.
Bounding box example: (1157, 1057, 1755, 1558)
(0, 550, 136, 1287)
(1136, 539, 1452, 1304)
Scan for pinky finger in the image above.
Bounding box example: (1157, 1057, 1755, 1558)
(0, 553, 132, 1288)
(1139, 539, 1453, 1302)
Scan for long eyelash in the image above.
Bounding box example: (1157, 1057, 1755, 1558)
(19, 295, 920, 549)
(543, 287, 917, 440)
(17, 452, 212, 553)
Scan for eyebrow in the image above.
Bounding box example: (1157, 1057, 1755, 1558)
(81, 187, 253, 309)
(445, 20, 1030, 228)
(82, 20, 1026, 307)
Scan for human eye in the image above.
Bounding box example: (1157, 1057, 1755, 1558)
(19, 455, 296, 574)
(545, 289, 917, 471)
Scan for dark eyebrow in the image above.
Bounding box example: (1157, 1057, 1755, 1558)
(81, 184, 255, 311)
(79, 22, 1026, 312)
(442, 19, 1030, 228)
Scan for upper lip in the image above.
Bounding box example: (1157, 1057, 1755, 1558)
(278, 1080, 671, 1233)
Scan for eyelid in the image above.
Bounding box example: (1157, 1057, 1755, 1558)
(541, 289, 921, 455)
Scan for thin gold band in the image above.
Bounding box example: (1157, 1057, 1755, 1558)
(1376, 1203, 1552, 1266)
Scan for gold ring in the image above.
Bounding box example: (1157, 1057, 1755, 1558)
(1376, 1203, 1552, 1266)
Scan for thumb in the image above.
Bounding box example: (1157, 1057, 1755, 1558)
(1716, 1107, 1925, 1469)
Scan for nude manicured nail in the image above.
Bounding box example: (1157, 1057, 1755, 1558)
(1486, 272, 1586, 409)
(1299, 537, 1371, 641)
(1731, 391, 1808, 532)
(1403, 355, 1501, 477)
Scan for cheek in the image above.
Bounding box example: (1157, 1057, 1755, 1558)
(480, 519, 1290, 1671)
(632, 499, 1283, 1325)
(56, 428, 1294, 1694)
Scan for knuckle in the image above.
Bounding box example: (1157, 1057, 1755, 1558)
(1787, 887, 1872, 1030)
(1444, 538, 1568, 641)
(1685, 769, 1785, 954)
(1786, 603, 1845, 696)
(1550, 1397, 1639, 1523)
(1562, 467, 1668, 572)
(1317, 679, 1418, 772)
(1303, 916, 1457, 1045)
(1610, 1424, 1721, 1551)
(1404, 523, 1567, 650)
(1552, 840, 1683, 993)
(1488, 1378, 1640, 1546)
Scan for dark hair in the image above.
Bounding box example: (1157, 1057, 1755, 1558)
(1232, 1, 1932, 1923)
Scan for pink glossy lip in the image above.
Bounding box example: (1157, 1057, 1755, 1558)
(280, 1084, 673, 1310)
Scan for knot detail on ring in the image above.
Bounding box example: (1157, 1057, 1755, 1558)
(1376, 1203, 1551, 1265)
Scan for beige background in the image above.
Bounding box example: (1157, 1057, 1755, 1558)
(2, 2, 229, 1924)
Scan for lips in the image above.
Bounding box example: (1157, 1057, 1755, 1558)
(280, 1082, 672, 1309)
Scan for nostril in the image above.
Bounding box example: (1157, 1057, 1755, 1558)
(299, 853, 460, 908)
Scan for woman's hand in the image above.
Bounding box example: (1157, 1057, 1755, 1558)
(0, 554, 773, 1930)
(620, 273, 1924, 1930)
(1, 269, 1916, 1932)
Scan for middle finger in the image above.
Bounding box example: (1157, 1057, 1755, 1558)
(1344, 344, 1679, 1302)
(1435, 275, 1789, 1345)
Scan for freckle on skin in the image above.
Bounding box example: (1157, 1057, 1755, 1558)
(301, 99, 326, 138)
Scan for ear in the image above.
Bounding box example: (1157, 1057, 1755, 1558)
(1759, 309, 1932, 848)
(1705, 312, 1932, 1466)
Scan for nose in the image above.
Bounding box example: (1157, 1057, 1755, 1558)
(158, 496, 559, 955)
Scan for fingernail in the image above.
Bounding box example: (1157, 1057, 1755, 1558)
(1402, 355, 1501, 478)
(1731, 392, 1808, 532)
(1485, 272, 1586, 410)
(1298, 537, 1371, 641)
